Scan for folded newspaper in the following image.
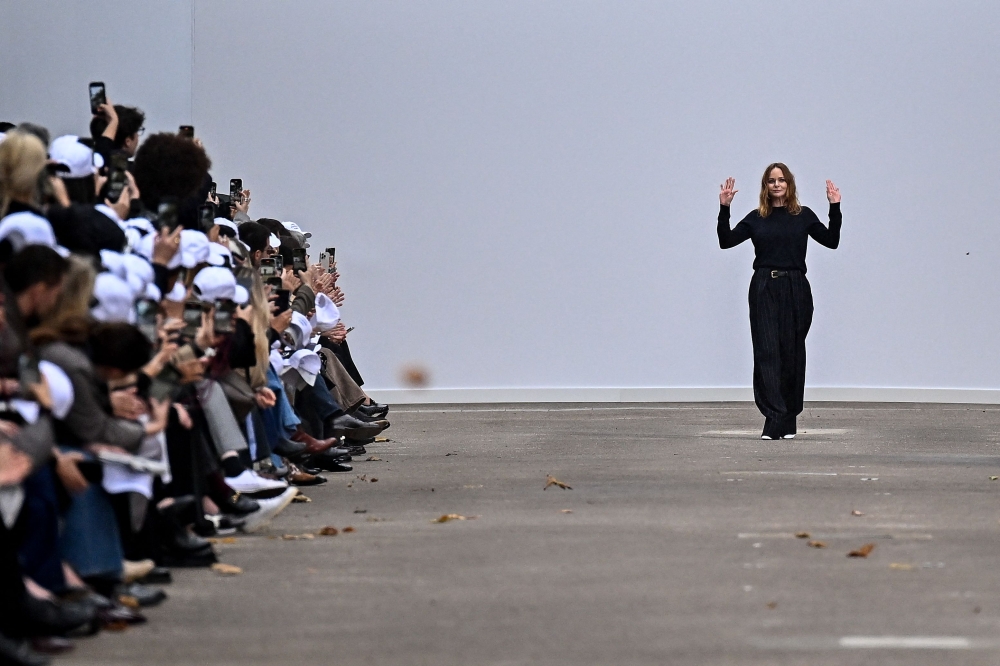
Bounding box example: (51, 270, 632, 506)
(96, 450, 169, 476)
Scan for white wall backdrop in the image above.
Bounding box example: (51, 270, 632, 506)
(3, 1, 1000, 399)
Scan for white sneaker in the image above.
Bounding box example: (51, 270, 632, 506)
(761, 435, 774, 440)
(225, 469, 287, 494)
(782, 434, 795, 439)
(240, 487, 299, 533)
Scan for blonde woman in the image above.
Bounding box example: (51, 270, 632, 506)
(0, 130, 48, 218)
(717, 163, 842, 440)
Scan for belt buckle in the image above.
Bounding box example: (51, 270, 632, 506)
(770, 270, 780, 278)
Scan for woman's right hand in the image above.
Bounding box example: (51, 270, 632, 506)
(719, 177, 738, 206)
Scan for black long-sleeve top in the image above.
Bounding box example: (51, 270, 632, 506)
(717, 203, 841, 273)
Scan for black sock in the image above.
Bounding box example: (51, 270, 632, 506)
(221, 457, 245, 477)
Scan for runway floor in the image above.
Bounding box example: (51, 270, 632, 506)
(63, 402, 1000, 665)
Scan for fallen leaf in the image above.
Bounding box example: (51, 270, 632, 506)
(794, 532, 810, 539)
(366, 456, 382, 461)
(281, 533, 315, 540)
(850, 510, 864, 516)
(370, 478, 378, 483)
(374, 436, 390, 442)
(356, 474, 367, 481)
(292, 495, 311, 503)
(544, 474, 572, 490)
(561, 509, 573, 514)
(118, 595, 139, 609)
(991, 476, 998, 481)
(806, 541, 827, 548)
(848, 543, 876, 558)
(766, 601, 778, 609)
(434, 514, 467, 523)
(353, 509, 367, 514)
(463, 484, 483, 489)
(445, 453, 457, 456)
(347, 483, 353, 488)
(208, 537, 237, 545)
(343, 526, 356, 533)
(317, 526, 339, 536)
(211, 563, 243, 576)
(890, 562, 914, 571)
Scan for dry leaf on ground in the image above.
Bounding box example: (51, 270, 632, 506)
(343, 526, 356, 533)
(795, 532, 810, 539)
(561, 509, 573, 514)
(806, 540, 827, 549)
(208, 537, 237, 545)
(374, 436, 390, 443)
(434, 514, 467, 523)
(991, 476, 998, 481)
(211, 563, 243, 576)
(890, 562, 914, 570)
(317, 526, 339, 536)
(766, 601, 778, 609)
(544, 474, 572, 490)
(848, 543, 876, 558)
(370, 478, 378, 483)
(851, 510, 864, 516)
(292, 495, 311, 503)
(281, 533, 315, 540)
(366, 456, 382, 461)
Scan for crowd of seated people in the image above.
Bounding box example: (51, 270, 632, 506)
(0, 89, 390, 665)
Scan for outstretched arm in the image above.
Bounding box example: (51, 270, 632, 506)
(808, 180, 842, 249)
(717, 178, 751, 249)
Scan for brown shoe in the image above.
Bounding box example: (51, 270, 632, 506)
(287, 463, 328, 486)
(290, 428, 337, 455)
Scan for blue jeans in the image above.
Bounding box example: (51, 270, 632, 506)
(18, 465, 66, 593)
(61, 481, 123, 581)
(261, 366, 301, 446)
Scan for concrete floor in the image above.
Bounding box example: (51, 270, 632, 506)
(61, 402, 1000, 666)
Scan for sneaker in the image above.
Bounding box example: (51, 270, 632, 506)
(240, 488, 299, 533)
(225, 470, 287, 494)
(122, 559, 156, 584)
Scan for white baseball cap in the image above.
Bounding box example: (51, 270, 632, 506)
(206, 242, 233, 268)
(309, 292, 341, 332)
(0, 211, 70, 257)
(192, 266, 248, 305)
(135, 228, 212, 269)
(100, 250, 154, 297)
(286, 349, 321, 386)
(215, 218, 238, 237)
(49, 135, 103, 178)
(281, 221, 311, 238)
(91, 272, 136, 323)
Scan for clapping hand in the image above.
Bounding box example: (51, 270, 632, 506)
(719, 177, 738, 206)
(826, 180, 841, 204)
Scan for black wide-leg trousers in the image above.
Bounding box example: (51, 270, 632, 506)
(748, 269, 813, 429)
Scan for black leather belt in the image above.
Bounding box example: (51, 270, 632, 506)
(770, 270, 789, 278)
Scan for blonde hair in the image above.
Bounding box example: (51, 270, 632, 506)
(236, 266, 271, 390)
(0, 131, 47, 217)
(30, 255, 96, 346)
(757, 162, 801, 217)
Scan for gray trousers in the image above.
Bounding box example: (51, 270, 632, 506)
(196, 380, 248, 456)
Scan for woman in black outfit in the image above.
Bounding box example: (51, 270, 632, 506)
(717, 163, 841, 440)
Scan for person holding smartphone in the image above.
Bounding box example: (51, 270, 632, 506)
(717, 164, 842, 440)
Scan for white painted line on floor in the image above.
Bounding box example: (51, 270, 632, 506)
(721, 471, 840, 476)
(839, 636, 970, 649)
(703, 428, 849, 436)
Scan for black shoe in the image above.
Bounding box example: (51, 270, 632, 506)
(348, 409, 390, 426)
(115, 583, 167, 608)
(303, 450, 354, 473)
(136, 567, 172, 585)
(214, 490, 260, 515)
(358, 402, 389, 419)
(0, 634, 49, 666)
(273, 438, 308, 457)
(159, 547, 217, 568)
(23, 594, 96, 637)
(327, 414, 387, 439)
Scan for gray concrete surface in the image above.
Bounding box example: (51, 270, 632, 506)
(61, 403, 1000, 665)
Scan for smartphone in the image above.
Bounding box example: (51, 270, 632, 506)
(274, 288, 291, 314)
(135, 299, 159, 344)
(157, 198, 180, 231)
(198, 203, 216, 233)
(89, 81, 107, 114)
(345, 326, 355, 334)
(178, 125, 194, 139)
(105, 153, 129, 204)
(319, 252, 329, 273)
(182, 301, 203, 338)
(17, 355, 41, 399)
(273, 254, 283, 272)
(213, 300, 235, 334)
(209, 181, 217, 198)
(229, 178, 243, 203)
(292, 248, 308, 273)
(326, 247, 336, 273)
(259, 258, 276, 278)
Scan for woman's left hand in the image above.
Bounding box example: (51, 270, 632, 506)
(826, 180, 841, 204)
(254, 387, 276, 409)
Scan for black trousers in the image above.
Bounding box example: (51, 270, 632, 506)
(748, 269, 813, 429)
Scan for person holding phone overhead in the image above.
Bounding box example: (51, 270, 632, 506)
(717, 163, 842, 440)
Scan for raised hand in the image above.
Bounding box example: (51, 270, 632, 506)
(719, 177, 738, 206)
(826, 180, 841, 204)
